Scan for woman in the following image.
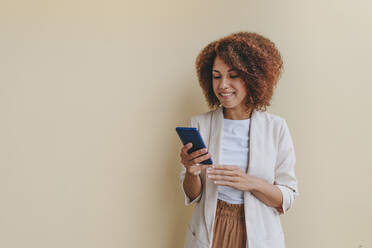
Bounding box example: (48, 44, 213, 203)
(179, 31, 299, 248)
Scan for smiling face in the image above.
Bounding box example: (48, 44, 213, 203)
(212, 56, 248, 111)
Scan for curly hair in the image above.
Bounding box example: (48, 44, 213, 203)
(195, 31, 283, 112)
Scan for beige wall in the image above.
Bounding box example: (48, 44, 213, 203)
(1, 0, 371, 247)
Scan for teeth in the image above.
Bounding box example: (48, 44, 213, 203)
(220, 92, 233, 96)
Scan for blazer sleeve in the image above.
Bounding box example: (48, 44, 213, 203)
(179, 117, 203, 206)
(273, 118, 299, 215)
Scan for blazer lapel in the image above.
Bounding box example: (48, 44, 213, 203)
(204, 107, 223, 242)
(246, 110, 265, 178)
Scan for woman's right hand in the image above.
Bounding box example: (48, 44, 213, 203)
(180, 143, 212, 176)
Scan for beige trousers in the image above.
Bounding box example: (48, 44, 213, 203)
(211, 199, 247, 248)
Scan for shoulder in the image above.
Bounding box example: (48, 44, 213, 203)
(189, 108, 218, 129)
(190, 109, 215, 122)
(255, 111, 291, 139)
(255, 110, 286, 125)
(259, 112, 295, 147)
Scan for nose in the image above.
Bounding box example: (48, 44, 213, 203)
(218, 76, 229, 89)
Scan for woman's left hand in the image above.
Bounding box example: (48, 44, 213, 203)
(206, 165, 257, 192)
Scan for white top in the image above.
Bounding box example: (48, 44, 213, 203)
(217, 118, 250, 204)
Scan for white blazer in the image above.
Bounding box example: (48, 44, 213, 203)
(180, 107, 299, 248)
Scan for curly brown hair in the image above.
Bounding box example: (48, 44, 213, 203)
(195, 31, 283, 112)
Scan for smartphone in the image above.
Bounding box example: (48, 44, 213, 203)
(175, 127, 213, 165)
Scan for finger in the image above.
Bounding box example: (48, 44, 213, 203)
(182, 159, 195, 168)
(180, 143, 193, 162)
(212, 165, 234, 171)
(212, 165, 240, 171)
(181, 154, 194, 167)
(214, 180, 236, 187)
(207, 169, 237, 176)
(207, 174, 238, 182)
(187, 148, 208, 160)
(181, 143, 193, 155)
(181, 159, 189, 167)
(191, 153, 211, 164)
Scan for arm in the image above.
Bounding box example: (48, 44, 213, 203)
(182, 171, 202, 203)
(206, 119, 299, 214)
(179, 148, 211, 206)
(272, 119, 299, 214)
(250, 176, 284, 213)
(207, 167, 284, 211)
(249, 119, 299, 214)
(179, 117, 212, 206)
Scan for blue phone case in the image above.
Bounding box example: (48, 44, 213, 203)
(175, 127, 213, 165)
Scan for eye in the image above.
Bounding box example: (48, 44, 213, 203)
(213, 76, 221, 79)
(230, 75, 239, 78)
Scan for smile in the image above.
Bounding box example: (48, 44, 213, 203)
(219, 92, 235, 98)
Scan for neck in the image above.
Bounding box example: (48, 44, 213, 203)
(223, 105, 253, 120)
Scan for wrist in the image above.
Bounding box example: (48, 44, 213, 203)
(186, 169, 200, 178)
(247, 175, 262, 192)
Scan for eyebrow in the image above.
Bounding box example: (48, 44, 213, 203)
(212, 69, 237, 73)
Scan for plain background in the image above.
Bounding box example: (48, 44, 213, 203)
(1, 0, 371, 247)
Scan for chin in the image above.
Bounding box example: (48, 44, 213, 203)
(221, 103, 238, 109)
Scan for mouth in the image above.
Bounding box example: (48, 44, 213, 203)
(219, 92, 235, 98)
